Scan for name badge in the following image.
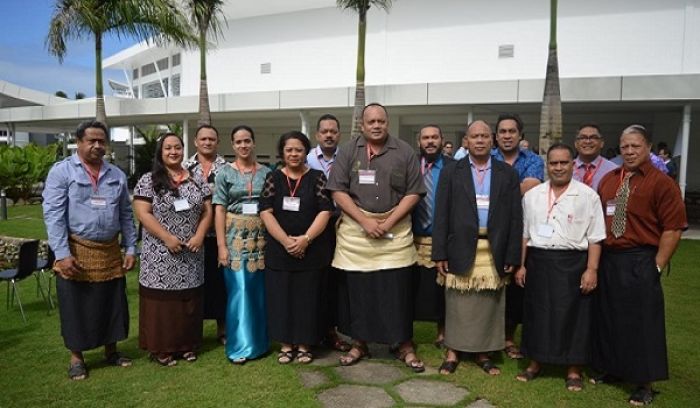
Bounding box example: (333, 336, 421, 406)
(537, 224, 555, 238)
(606, 200, 616, 216)
(358, 169, 376, 185)
(173, 198, 190, 212)
(282, 196, 301, 212)
(476, 194, 490, 210)
(90, 196, 107, 208)
(242, 203, 258, 215)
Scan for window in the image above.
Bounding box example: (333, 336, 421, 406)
(132, 68, 139, 79)
(157, 57, 169, 71)
(143, 80, 165, 98)
(172, 53, 181, 67)
(141, 63, 156, 76)
(132, 87, 139, 98)
(171, 74, 180, 96)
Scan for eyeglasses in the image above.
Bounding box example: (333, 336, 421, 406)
(576, 135, 602, 142)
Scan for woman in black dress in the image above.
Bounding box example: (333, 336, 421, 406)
(259, 131, 334, 364)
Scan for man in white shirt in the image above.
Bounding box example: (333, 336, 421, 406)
(515, 143, 606, 392)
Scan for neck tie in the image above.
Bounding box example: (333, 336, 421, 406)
(583, 163, 594, 187)
(418, 163, 434, 229)
(611, 172, 634, 238)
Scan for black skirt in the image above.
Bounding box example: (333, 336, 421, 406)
(521, 248, 591, 365)
(337, 266, 414, 344)
(56, 276, 129, 351)
(139, 285, 204, 354)
(265, 267, 325, 345)
(505, 281, 524, 326)
(202, 236, 226, 321)
(592, 247, 668, 383)
(412, 265, 445, 323)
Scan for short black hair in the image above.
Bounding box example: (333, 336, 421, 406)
(230, 125, 255, 142)
(496, 113, 524, 133)
(277, 130, 311, 158)
(362, 103, 388, 119)
(195, 124, 219, 139)
(76, 120, 108, 140)
(418, 124, 443, 138)
(316, 114, 340, 131)
(444, 141, 453, 147)
(577, 122, 601, 133)
(547, 142, 575, 161)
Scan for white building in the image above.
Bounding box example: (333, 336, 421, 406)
(2, 0, 700, 191)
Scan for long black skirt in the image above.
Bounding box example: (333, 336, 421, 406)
(337, 266, 414, 344)
(56, 276, 129, 351)
(505, 281, 524, 326)
(202, 236, 226, 321)
(265, 267, 325, 345)
(592, 247, 668, 384)
(521, 248, 591, 365)
(412, 265, 445, 323)
(323, 266, 341, 328)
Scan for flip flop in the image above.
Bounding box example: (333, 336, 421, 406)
(516, 369, 540, 382)
(477, 358, 501, 376)
(565, 376, 583, 391)
(68, 361, 88, 380)
(439, 360, 459, 375)
(105, 352, 132, 367)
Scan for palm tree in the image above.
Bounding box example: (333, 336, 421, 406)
(54, 90, 68, 98)
(185, 0, 226, 127)
(539, 0, 562, 155)
(336, 0, 392, 138)
(46, 0, 193, 125)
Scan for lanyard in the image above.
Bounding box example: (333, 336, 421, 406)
(200, 160, 213, 183)
(317, 146, 333, 175)
(80, 160, 101, 192)
(420, 157, 434, 176)
(234, 161, 257, 198)
(547, 184, 565, 222)
(285, 169, 304, 197)
(171, 170, 188, 189)
(575, 156, 603, 181)
(366, 144, 380, 168)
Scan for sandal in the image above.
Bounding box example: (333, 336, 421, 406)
(476, 358, 501, 376)
(339, 343, 370, 366)
(516, 368, 540, 382)
(151, 353, 177, 367)
(589, 373, 620, 385)
(434, 338, 445, 349)
(68, 361, 88, 380)
(217, 334, 227, 346)
(230, 357, 247, 365)
(395, 347, 425, 373)
(105, 352, 132, 367)
(439, 360, 459, 375)
(565, 376, 584, 392)
(182, 351, 197, 362)
(277, 350, 295, 365)
(504, 344, 524, 359)
(629, 386, 657, 406)
(296, 350, 314, 364)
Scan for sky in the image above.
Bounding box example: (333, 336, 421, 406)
(0, 0, 137, 98)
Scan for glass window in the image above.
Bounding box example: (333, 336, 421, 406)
(143, 80, 164, 98)
(157, 57, 168, 71)
(141, 63, 156, 76)
(172, 53, 181, 67)
(171, 74, 180, 96)
(132, 68, 139, 79)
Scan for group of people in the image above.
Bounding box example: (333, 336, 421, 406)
(42, 105, 686, 406)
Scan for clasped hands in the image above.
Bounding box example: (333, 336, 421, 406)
(164, 234, 204, 254)
(285, 235, 309, 259)
(360, 217, 393, 239)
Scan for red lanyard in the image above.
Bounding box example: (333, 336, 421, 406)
(285, 169, 304, 197)
(171, 170, 187, 188)
(80, 161, 101, 192)
(547, 184, 566, 222)
(201, 160, 213, 183)
(317, 146, 333, 174)
(366, 144, 379, 164)
(575, 156, 603, 180)
(234, 161, 257, 198)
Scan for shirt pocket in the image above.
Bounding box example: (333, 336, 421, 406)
(102, 179, 122, 203)
(71, 180, 94, 203)
(390, 170, 406, 194)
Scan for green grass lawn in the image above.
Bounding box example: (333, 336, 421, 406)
(1, 205, 699, 407)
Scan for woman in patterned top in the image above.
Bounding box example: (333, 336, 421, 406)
(260, 131, 334, 364)
(213, 126, 271, 364)
(133, 133, 213, 366)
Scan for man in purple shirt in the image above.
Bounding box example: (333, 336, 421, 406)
(573, 123, 618, 191)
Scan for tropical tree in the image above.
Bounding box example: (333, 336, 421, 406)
(46, 0, 193, 125)
(55, 90, 68, 98)
(185, 0, 226, 127)
(74, 91, 86, 99)
(336, 0, 392, 138)
(539, 0, 562, 156)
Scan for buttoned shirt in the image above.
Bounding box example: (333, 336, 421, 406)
(326, 134, 425, 213)
(492, 148, 544, 182)
(469, 155, 492, 228)
(306, 145, 337, 178)
(523, 180, 606, 250)
(598, 160, 687, 249)
(412, 154, 447, 236)
(183, 153, 227, 189)
(453, 147, 468, 160)
(573, 155, 618, 191)
(42, 154, 137, 260)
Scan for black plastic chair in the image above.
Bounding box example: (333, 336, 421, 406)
(34, 246, 56, 310)
(0, 240, 40, 322)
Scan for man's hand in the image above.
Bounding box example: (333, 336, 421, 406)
(514, 266, 526, 287)
(360, 217, 385, 239)
(436, 260, 449, 277)
(55, 256, 82, 278)
(122, 254, 136, 271)
(580, 268, 598, 294)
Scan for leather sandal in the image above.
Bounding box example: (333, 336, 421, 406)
(182, 351, 197, 362)
(565, 376, 584, 391)
(476, 358, 501, 375)
(150, 353, 177, 367)
(339, 343, 370, 366)
(629, 386, 657, 406)
(439, 360, 459, 375)
(395, 348, 425, 373)
(68, 361, 88, 380)
(516, 368, 540, 382)
(105, 352, 132, 367)
(277, 350, 295, 364)
(296, 350, 313, 364)
(504, 344, 524, 359)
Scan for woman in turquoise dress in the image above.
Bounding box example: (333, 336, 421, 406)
(213, 125, 271, 364)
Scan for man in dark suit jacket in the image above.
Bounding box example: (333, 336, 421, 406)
(432, 119, 522, 376)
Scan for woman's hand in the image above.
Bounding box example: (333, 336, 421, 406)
(285, 235, 308, 259)
(217, 244, 229, 267)
(186, 234, 205, 253)
(164, 234, 183, 253)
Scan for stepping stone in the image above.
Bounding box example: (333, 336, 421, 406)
(311, 349, 344, 367)
(318, 384, 395, 408)
(299, 370, 329, 388)
(395, 378, 469, 406)
(334, 362, 405, 384)
(466, 398, 495, 408)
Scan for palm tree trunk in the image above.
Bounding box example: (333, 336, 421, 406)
(539, 0, 562, 156)
(351, 9, 368, 139)
(95, 32, 107, 125)
(198, 29, 211, 126)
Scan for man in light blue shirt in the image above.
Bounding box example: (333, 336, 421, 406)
(306, 113, 340, 178)
(43, 120, 137, 381)
(572, 123, 619, 191)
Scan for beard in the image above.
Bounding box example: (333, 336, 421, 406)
(420, 146, 442, 162)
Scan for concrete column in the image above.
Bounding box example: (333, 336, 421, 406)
(679, 104, 691, 199)
(183, 119, 190, 159)
(299, 111, 310, 136)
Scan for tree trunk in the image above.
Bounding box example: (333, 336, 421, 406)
(198, 29, 211, 127)
(539, 0, 561, 156)
(95, 32, 107, 125)
(351, 10, 368, 139)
